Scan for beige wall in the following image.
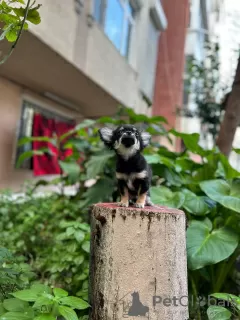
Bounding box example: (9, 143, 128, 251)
(0, 77, 83, 192)
(29, 0, 151, 114)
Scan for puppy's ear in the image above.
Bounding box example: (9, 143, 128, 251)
(141, 132, 151, 148)
(98, 127, 114, 147)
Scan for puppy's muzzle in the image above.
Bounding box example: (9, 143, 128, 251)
(121, 133, 135, 148)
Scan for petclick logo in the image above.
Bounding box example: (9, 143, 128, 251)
(118, 291, 149, 318)
(115, 291, 236, 318)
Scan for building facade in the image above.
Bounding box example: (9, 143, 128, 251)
(181, 0, 240, 168)
(0, 0, 169, 190)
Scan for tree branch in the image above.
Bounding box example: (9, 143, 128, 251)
(0, 0, 31, 65)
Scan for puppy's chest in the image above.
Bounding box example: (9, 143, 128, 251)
(116, 171, 147, 190)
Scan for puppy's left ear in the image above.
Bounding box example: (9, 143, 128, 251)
(141, 132, 151, 148)
(98, 127, 114, 147)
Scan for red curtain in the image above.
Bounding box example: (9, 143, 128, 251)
(32, 113, 75, 176)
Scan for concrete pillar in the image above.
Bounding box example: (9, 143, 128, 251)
(89, 203, 188, 320)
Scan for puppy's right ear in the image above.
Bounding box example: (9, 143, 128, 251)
(98, 127, 114, 147)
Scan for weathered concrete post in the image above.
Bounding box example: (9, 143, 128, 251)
(89, 203, 188, 320)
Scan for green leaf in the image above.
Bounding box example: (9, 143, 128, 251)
(144, 155, 174, 168)
(211, 293, 240, 306)
(0, 304, 5, 316)
(32, 296, 54, 309)
(16, 149, 51, 168)
(18, 136, 56, 147)
(80, 178, 114, 207)
(74, 230, 85, 243)
(151, 186, 185, 208)
(59, 161, 80, 176)
(58, 306, 78, 320)
(34, 315, 56, 320)
(81, 241, 90, 253)
(53, 288, 68, 299)
(59, 297, 89, 310)
(219, 154, 240, 179)
(26, 7, 41, 25)
(200, 179, 240, 213)
(207, 306, 231, 320)
(3, 299, 28, 312)
(5, 28, 18, 42)
(60, 119, 95, 141)
(0, 24, 14, 41)
(0, 312, 31, 320)
(86, 152, 114, 179)
(30, 284, 51, 295)
(11, 289, 39, 302)
(170, 130, 205, 155)
(187, 220, 239, 270)
(182, 189, 209, 216)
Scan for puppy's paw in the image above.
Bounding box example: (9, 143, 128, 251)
(135, 203, 145, 208)
(118, 201, 129, 208)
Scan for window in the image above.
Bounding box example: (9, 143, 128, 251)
(140, 17, 160, 100)
(16, 101, 75, 171)
(93, 0, 135, 57)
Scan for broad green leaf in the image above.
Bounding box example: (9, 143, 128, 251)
(3, 299, 28, 312)
(219, 154, 240, 179)
(144, 155, 174, 168)
(211, 293, 240, 308)
(187, 220, 238, 270)
(80, 177, 114, 207)
(182, 189, 209, 216)
(86, 152, 114, 179)
(60, 296, 89, 310)
(59, 161, 80, 176)
(11, 289, 39, 302)
(32, 296, 54, 309)
(30, 284, 52, 295)
(170, 130, 204, 155)
(233, 148, 240, 154)
(58, 306, 78, 320)
(200, 180, 240, 213)
(53, 288, 68, 298)
(0, 312, 31, 320)
(151, 186, 185, 208)
(207, 306, 231, 320)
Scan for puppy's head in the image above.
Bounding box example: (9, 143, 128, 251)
(99, 125, 151, 159)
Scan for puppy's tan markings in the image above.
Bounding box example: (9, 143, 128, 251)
(135, 192, 147, 208)
(119, 187, 129, 207)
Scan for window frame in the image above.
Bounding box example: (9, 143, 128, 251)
(93, 0, 135, 58)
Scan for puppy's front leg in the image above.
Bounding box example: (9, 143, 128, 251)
(135, 179, 149, 208)
(118, 180, 129, 207)
(135, 192, 147, 208)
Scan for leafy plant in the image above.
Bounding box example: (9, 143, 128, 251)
(0, 283, 89, 320)
(184, 41, 230, 146)
(4, 106, 240, 320)
(0, 0, 41, 64)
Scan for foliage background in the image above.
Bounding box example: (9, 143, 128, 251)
(0, 107, 240, 319)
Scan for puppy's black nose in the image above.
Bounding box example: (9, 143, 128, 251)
(122, 135, 135, 147)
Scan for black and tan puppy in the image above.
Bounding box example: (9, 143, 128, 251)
(99, 124, 153, 208)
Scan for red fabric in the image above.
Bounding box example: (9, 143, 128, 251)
(33, 113, 75, 176)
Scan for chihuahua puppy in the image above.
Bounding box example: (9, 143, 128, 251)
(99, 124, 153, 208)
